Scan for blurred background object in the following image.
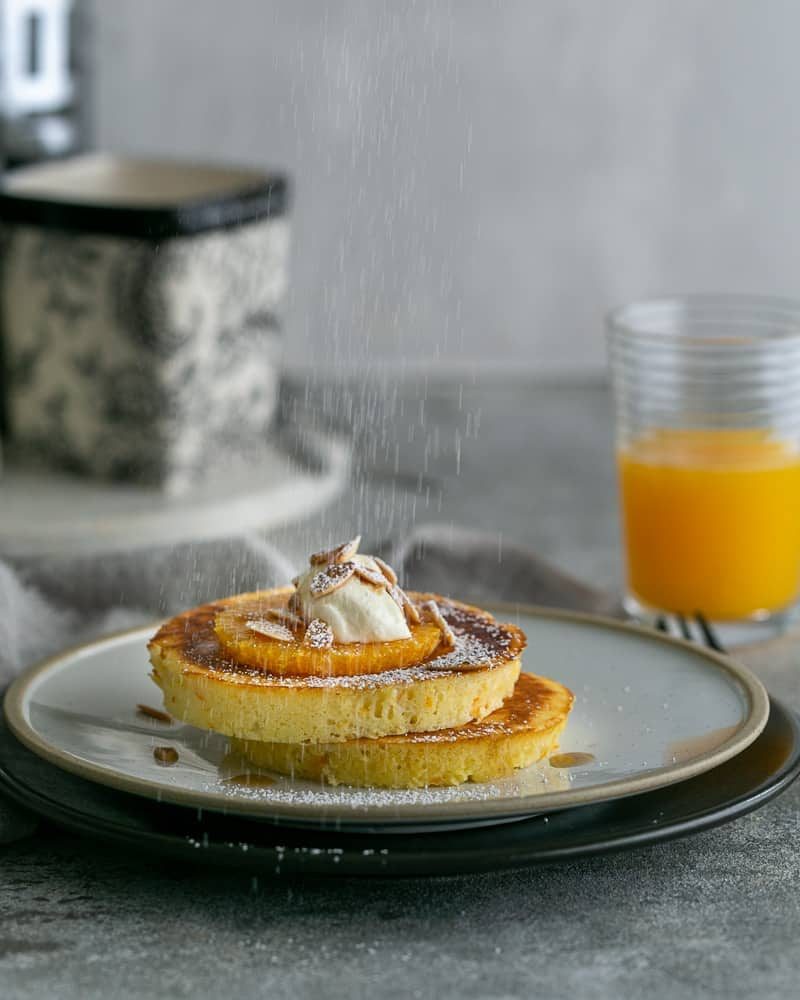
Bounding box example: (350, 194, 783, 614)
(89, 0, 800, 377)
(3, 0, 800, 563)
(0, 154, 289, 490)
(0, 0, 90, 168)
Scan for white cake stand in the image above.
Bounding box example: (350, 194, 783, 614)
(0, 428, 351, 557)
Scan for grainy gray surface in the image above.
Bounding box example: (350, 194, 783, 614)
(2, 380, 799, 1000)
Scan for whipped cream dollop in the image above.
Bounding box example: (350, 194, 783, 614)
(294, 551, 411, 644)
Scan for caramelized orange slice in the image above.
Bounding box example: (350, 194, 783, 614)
(213, 589, 442, 678)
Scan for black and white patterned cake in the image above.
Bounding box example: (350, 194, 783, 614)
(0, 155, 290, 492)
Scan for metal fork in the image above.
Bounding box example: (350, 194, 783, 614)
(654, 612, 726, 653)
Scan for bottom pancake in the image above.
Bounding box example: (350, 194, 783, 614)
(233, 673, 574, 788)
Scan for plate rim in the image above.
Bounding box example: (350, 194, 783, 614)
(2, 605, 771, 828)
(1, 696, 796, 874)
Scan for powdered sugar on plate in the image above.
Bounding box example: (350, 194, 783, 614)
(201, 761, 567, 810)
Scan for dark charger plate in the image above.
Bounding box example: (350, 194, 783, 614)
(1, 698, 798, 878)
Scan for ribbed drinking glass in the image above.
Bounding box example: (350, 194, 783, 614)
(607, 295, 800, 636)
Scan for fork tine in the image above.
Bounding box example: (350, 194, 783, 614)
(652, 612, 727, 654)
(695, 612, 726, 653)
(676, 614, 692, 641)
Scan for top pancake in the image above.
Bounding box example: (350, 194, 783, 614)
(147, 590, 526, 743)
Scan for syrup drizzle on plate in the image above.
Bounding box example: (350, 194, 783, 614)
(549, 752, 596, 768)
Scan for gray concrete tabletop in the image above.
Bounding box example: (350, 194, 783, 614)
(2, 378, 799, 1000)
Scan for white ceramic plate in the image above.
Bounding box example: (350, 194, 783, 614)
(3, 607, 769, 831)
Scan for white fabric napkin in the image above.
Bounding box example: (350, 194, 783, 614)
(0, 525, 614, 843)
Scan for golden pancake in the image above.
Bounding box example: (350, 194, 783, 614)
(233, 672, 574, 788)
(147, 592, 525, 744)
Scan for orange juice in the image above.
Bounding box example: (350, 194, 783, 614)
(618, 428, 800, 620)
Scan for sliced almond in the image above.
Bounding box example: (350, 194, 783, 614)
(309, 560, 356, 597)
(403, 598, 421, 626)
(390, 584, 421, 625)
(421, 600, 456, 651)
(137, 703, 172, 723)
(373, 556, 398, 586)
(303, 618, 334, 648)
(310, 536, 361, 566)
(354, 563, 388, 589)
(262, 607, 304, 630)
(245, 618, 295, 642)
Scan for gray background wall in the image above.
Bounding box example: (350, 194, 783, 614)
(93, 0, 800, 375)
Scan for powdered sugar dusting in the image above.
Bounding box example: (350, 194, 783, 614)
(201, 761, 568, 810)
(401, 717, 516, 743)
(302, 618, 334, 648)
(422, 634, 496, 672)
(309, 560, 356, 597)
(212, 630, 502, 688)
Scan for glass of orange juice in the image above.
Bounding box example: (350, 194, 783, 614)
(607, 296, 800, 638)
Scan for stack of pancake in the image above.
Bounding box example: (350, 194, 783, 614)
(147, 541, 574, 788)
